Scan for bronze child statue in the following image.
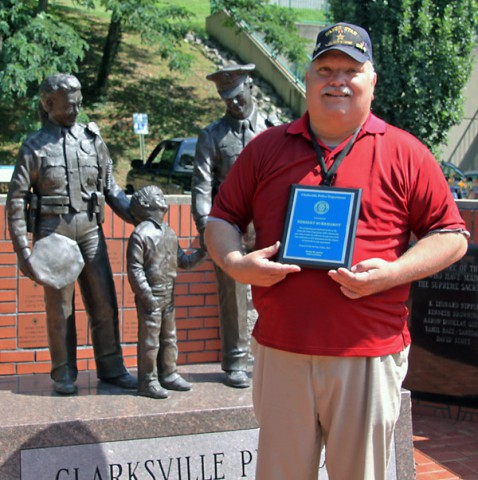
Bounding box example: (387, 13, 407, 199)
(127, 185, 205, 399)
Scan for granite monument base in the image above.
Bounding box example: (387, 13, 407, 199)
(0, 363, 415, 479)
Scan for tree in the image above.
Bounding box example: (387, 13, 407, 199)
(38, 0, 48, 12)
(0, 0, 88, 133)
(328, 0, 478, 156)
(75, 0, 194, 97)
(212, 0, 310, 71)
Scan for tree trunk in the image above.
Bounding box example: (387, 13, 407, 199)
(95, 16, 122, 97)
(38, 0, 48, 12)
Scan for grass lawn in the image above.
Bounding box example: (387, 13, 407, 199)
(159, 0, 212, 33)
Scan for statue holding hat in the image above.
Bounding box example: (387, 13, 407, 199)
(191, 63, 279, 388)
(6, 73, 137, 395)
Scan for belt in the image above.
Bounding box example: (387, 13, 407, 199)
(38, 195, 96, 215)
(40, 195, 70, 205)
(39, 195, 69, 214)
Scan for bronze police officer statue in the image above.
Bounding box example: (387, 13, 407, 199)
(7, 73, 137, 395)
(191, 64, 279, 388)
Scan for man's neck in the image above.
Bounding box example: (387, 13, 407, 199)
(310, 125, 359, 146)
(308, 111, 369, 146)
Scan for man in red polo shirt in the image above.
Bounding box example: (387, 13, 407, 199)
(204, 22, 469, 480)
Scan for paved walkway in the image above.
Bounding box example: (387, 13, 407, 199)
(413, 405, 478, 479)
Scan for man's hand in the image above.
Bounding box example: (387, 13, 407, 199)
(329, 232, 469, 299)
(224, 241, 301, 287)
(328, 258, 395, 299)
(205, 219, 300, 286)
(17, 247, 39, 283)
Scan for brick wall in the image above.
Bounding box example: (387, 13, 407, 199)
(0, 195, 221, 376)
(1, 197, 477, 377)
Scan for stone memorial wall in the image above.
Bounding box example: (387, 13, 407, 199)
(404, 203, 478, 406)
(410, 247, 478, 361)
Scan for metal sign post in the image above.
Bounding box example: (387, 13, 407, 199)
(133, 113, 149, 162)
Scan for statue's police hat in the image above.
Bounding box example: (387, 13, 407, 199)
(206, 64, 255, 99)
(29, 233, 85, 289)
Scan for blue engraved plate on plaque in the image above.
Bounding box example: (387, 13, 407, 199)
(279, 185, 361, 269)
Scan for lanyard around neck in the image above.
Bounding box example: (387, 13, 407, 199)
(307, 121, 361, 186)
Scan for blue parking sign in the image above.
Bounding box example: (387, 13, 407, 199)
(133, 113, 149, 135)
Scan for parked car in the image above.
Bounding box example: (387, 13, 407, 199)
(464, 170, 478, 181)
(440, 161, 470, 199)
(464, 170, 478, 199)
(125, 137, 197, 195)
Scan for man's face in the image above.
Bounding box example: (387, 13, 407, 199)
(43, 89, 82, 127)
(223, 84, 254, 120)
(305, 50, 376, 136)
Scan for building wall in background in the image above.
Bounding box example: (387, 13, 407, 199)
(268, 0, 328, 8)
(442, 47, 478, 171)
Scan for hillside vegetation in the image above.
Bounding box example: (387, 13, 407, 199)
(0, 1, 324, 187)
(0, 1, 226, 186)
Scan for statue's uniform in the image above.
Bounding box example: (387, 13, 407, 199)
(7, 119, 133, 383)
(191, 107, 271, 373)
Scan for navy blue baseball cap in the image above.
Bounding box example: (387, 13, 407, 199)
(311, 23, 373, 64)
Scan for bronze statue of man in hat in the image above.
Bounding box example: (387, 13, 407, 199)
(191, 64, 279, 388)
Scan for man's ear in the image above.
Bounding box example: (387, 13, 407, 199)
(41, 98, 53, 114)
(371, 71, 377, 100)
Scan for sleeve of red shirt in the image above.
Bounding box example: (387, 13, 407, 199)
(404, 137, 468, 239)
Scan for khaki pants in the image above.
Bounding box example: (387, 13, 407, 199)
(252, 339, 409, 480)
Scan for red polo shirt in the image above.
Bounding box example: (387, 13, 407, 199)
(210, 113, 467, 356)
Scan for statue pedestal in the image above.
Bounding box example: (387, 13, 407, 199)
(0, 363, 415, 479)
